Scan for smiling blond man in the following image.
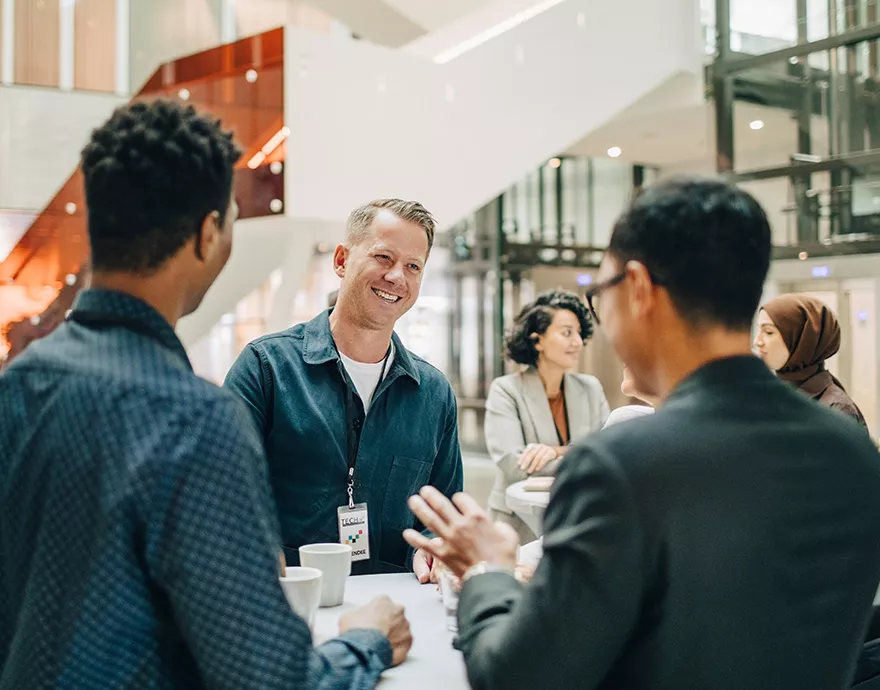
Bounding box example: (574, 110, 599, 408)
(225, 199, 462, 583)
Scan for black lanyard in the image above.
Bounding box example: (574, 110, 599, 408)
(338, 346, 391, 508)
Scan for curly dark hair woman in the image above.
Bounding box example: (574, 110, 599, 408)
(484, 288, 608, 543)
(505, 290, 593, 366)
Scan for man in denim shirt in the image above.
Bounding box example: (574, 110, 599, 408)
(225, 199, 463, 582)
(0, 100, 411, 689)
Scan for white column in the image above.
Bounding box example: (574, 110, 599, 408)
(115, 0, 129, 94)
(1, 0, 14, 84)
(59, 0, 75, 90)
(221, 0, 236, 43)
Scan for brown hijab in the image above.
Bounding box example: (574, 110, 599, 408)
(761, 294, 841, 385)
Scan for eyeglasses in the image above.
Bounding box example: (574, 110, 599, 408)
(584, 271, 627, 326)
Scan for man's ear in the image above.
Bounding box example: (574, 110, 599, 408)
(626, 260, 657, 321)
(194, 211, 221, 262)
(332, 244, 348, 278)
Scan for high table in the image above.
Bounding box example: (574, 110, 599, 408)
(314, 574, 469, 688)
(505, 480, 550, 536)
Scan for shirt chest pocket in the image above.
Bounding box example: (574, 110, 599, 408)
(382, 455, 432, 530)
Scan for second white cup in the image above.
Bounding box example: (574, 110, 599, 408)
(299, 543, 352, 607)
(279, 566, 322, 630)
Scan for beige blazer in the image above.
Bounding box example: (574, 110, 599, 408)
(484, 368, 609, 514)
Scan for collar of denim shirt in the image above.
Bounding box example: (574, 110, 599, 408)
(301, 308, 421, 386)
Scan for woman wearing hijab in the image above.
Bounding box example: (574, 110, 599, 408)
(754, 293, 867, 428)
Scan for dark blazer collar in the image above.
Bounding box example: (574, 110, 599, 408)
(69, 288, 191, 369)
(302, 308, 421, 385)
(668, 354, 773, 403)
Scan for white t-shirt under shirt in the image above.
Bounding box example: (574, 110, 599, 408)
(338, 343, 395, 414)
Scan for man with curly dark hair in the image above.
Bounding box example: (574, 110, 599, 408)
(0, 99, 411, 689)
(483, 289, 608, 542)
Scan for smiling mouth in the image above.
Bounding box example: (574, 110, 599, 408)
(372, 287, 401, 303)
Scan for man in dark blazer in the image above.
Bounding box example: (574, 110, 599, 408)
(405, 177, 880, 690)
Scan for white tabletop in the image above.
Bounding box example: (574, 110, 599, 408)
(505, 481, 550, 536)
(314, 574, 469, 689)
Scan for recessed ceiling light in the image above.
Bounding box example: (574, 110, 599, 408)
(64, 202, 76, 215)
(245, 69, 258, 83)
(270, 198, 283, 213)
(178, 88, 190, 101)
(269, 161, 283, 175)
(549, 157, 561, 168)
(798, 251, 809, 260)
(607, 146, 622, 158)
(750, 119, 764, 130)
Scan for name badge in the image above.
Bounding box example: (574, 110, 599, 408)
(338, 503, 370, 562)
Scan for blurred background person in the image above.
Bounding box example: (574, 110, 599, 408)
(484, 290, 608, 543)
(756, 293, 867, 428)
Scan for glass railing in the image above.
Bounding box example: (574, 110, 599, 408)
(0, 27, 286, 366)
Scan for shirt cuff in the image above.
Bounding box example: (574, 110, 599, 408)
(334, 628, 394, 670)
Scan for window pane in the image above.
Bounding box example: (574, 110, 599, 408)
(14, 0, 60, 88)
(75, 0, 116, 92)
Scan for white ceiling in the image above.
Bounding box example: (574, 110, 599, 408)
(382, 0, 495, 31)
(564, 87, 828, 175)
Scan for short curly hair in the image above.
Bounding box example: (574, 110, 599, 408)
(80, 99, 242, 273)
(505, 290, 593, 366)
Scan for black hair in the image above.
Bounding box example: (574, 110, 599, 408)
(80, 99, 242, 273)
(607, 176, 771, 331)
(505, 290, 593, 366)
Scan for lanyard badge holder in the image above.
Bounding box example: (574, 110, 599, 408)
(338, 470, 370, 562)
(335, 347, 390, 562)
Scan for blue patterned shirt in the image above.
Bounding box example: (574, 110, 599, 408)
(0, 289, 391, 689)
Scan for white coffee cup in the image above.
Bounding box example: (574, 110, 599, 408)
(279, 566, 322, 629)
(299, 543, 352, 607)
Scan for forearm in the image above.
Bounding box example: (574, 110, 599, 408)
(310, 629, 393, 690)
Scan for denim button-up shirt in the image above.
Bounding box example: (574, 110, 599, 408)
(0, 290, 391, 690)
(224, 309, 463, 575)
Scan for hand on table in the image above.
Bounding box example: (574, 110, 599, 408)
(339, 595, 412, 667)
(413, 542, 443, 584)
(403, 487, 518, 578)
(517, 444, 561, 474)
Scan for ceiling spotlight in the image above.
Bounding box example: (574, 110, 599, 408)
(65, 273, 77, 286)
(549, 157, 561, 169)
(30, 315, 41, 326)
(178, 88, 190, 101)
(750, 120, 765, 130)
(798, 251, 809, 260)
(607, 146, 622, 158)
(245, 69, 258, 83)
(269, 161, 283, 175)
(269, 198, 283, 213)
(64, 202, 77, 215)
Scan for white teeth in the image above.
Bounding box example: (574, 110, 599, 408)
(373, 288, 400, 303)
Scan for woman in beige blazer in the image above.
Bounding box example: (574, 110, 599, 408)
(485, 290, 609, 542)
